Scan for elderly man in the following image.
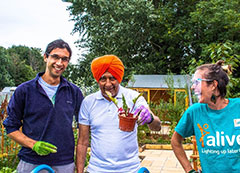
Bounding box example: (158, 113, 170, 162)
(76, 55, 161, 173)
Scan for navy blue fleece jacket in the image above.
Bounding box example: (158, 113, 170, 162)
(3, 72, 84, 165)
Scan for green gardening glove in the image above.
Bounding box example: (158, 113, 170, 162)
(32, 141, 57, 156)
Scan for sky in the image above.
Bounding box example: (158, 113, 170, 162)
(0, 0, 81, 64)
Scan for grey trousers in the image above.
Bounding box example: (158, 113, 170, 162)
(17, 160, 75, 173)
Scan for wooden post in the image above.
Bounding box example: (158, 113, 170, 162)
(190, 136, 199, 171)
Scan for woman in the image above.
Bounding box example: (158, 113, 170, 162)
(171, 60, 240, 173)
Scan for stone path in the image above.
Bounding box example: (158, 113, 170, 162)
(140, 149, 192, 173)
(138, 124, 193, 173)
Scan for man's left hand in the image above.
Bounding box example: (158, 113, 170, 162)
(32, 141, 57, 156)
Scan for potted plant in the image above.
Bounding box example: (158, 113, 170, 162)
(106, 91, 143, 132)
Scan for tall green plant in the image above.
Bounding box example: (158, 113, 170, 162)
(150, 75, 189, 139)
(152, 99, 186, 138)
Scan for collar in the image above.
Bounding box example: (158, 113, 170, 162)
(34, 72, 68, 88)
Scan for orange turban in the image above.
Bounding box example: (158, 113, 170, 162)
(91, 55, 124, 83)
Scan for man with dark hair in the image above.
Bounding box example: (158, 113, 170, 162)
(3, 39, 84, 173)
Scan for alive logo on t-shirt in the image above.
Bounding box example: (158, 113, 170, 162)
(197, 122, 240, 147)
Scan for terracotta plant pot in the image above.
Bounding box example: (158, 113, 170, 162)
(118, 114, 137, 132)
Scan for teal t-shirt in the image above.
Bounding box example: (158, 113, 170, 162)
(175, 98, 240, 173)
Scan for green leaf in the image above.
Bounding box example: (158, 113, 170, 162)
(122, 94, 128, 114)
(105, 91, 118, 108)
(132, 93, 143, 104)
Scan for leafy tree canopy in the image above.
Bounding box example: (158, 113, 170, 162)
(67, 0, 240, 96)
(7, 52, 36, 86)
(0, 45, 43, 89)
(7, 45, 45, 72)
(68, 0, 239, 77)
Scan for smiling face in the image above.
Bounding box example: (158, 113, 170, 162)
(44, 48, 70, 80)
(98, 71, 120, 100)
(191, 69, 216, 104)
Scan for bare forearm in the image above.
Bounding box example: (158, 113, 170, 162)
(171, 132, 193, 172)
(7, 130, 36, 149)
(148, 115, 161, 131)
(76, 144, 88, 173)
(76, 124, 90, 173)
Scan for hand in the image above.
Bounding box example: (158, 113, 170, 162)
(134, 105, 153, 125)
(32, 141, 57, 156)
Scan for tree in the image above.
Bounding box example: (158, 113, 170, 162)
(187, 0, 240, 62)
(68, 0, 167, 80)
(7, 52, 36, 86)
(0, 47, 14, 90)
(0, 45, 41, 89)
(7, 45, 45, 72)
(186, 0, 240, 97)
(67, 0, 239, 87)
(189, 41, 240, 97)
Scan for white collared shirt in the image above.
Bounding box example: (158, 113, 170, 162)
(79, 86, 148, 173)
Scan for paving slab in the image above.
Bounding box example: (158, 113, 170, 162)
(140, 149, 192, 173)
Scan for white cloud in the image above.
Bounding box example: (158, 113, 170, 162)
(0, 0, 81, 64)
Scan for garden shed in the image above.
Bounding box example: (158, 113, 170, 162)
(0, 87, 16, 104)
(126, 74, 192, 108)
